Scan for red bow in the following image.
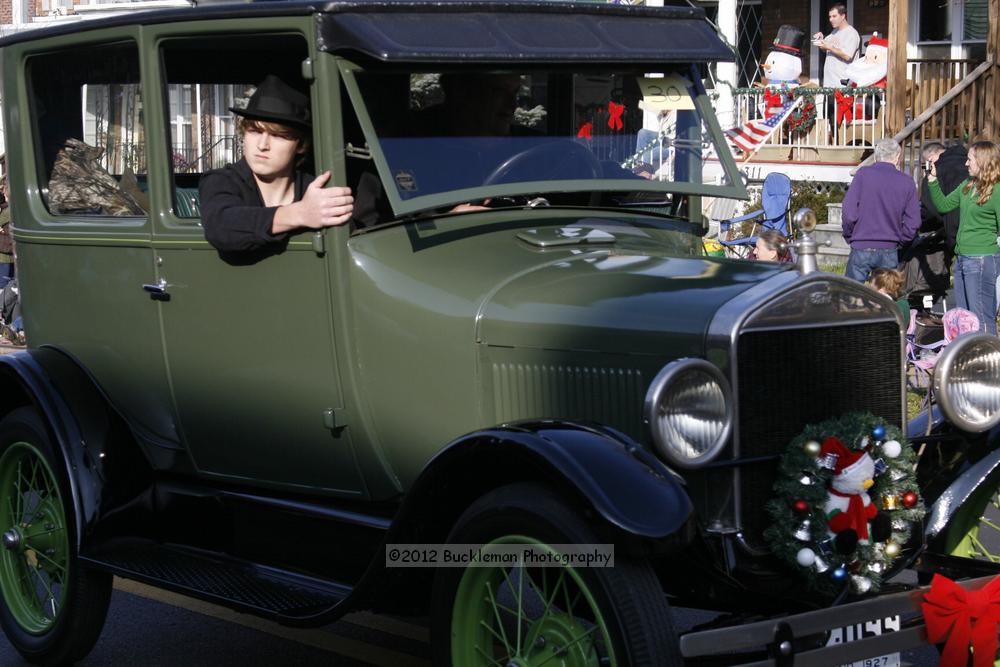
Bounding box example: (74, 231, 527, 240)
(576, 121, 593, 139)
(922, 574, 1000, 667)
(835, 90, 855, 125)
(763, 89, 786, 113)
(607, 102, 625, 131)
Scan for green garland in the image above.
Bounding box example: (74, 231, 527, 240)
(764, 412, 925, 596)
(731, 86, 886, 96)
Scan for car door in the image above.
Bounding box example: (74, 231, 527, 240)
(9, 33, 183, 451)
(144, 23, 366, 496)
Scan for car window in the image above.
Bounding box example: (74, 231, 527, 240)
(159, 34, 309, 221)
(28, 42, 146, 217)
(344, 68, 739, 216)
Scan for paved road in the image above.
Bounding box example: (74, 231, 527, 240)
(0, 576, 942, 667)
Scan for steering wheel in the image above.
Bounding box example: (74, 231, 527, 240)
(483, 139, 602, 186)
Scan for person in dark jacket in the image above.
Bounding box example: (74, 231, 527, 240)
(199, 75, 354, 260)
(921, 142, 969, 250)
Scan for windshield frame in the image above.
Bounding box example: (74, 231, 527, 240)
(338, 59, 747, 217)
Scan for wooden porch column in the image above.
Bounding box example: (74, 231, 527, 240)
(886, 0, 908, 135)
(986, 0, 999, 140)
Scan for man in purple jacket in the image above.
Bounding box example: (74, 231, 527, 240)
(841, 138, 921, 282)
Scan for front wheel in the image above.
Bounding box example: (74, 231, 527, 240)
(431, 483, 680, 666)
(0, 407, 112, 666)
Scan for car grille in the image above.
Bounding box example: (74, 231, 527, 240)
(736, 321, 903, 549)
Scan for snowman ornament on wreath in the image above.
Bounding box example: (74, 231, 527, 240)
(765, 414, 925, 596)
(821, 436, 892, 554)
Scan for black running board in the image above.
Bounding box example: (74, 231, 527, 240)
(81, 540, 352, 626)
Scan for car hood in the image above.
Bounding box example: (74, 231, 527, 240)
(476, 248, 789, 356)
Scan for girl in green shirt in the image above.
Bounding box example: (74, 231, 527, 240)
(928, 141, 1000, 335)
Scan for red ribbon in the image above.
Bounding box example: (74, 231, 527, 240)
(576, 121, 593, 139)
(922, 574, 1000, 667)
(763, 89, 786, 113)
(607, 102, 625, 131)
(835, 89, 855, 125)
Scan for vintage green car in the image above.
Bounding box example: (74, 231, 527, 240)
(0, 1, 999, 665)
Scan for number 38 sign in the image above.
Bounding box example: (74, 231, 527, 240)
(637, 75, 695, 112)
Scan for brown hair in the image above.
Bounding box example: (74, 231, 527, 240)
(868, 268, 904, 298)
(237, 117, 311, 165)
(962, 141, 1000, 206)
(829, 3, 847, 16)
(758, 230, 789, 259)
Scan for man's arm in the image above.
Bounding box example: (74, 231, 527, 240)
(841, 177, 862, 240)
(821, 29, 859, 64)
(200, 170, 285, 253)
(900, 182, 922, 242)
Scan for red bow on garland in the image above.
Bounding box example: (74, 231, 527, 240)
(607, 102, 625, 131)
(763, 89, 787, 114)
(835, 90, 855, 125)
(576, 122, 593, 139)
(922, 574, 1000, 667)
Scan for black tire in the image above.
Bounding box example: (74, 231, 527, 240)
(0, 407, 112, 666)
(431, 483, 680, 666)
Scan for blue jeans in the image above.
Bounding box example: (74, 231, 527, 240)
(955, 253, 1000, 335)
(845, 248, 899, 282)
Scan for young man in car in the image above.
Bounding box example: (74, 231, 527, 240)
(199, 75, 355, 258)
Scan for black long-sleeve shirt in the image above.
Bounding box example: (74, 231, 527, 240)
(199, 158, 311, 254)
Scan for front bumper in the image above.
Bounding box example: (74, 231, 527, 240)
(679, 575, 994, 666)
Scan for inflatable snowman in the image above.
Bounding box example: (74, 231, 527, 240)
(760, 25, 806, 117)
(836, 33, 888, 124)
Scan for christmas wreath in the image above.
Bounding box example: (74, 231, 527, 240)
(785, 91, 817, 136)
(764, 413, 926, 596)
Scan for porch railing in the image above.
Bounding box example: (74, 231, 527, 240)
(729, 87, 887, 154)
(905, 58, 980, 137)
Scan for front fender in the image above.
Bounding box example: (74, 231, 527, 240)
(0, 347, 141, 550)
(402, 420, 692, 541)
(925, 428, 1000, 553)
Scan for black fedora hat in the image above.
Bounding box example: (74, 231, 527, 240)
(231, 75, 311, 129)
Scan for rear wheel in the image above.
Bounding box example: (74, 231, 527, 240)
(0, 407, 112, 666)
(431, 483, 680, 666)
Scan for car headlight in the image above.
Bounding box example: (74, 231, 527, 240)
(933, 334, 1000, 433)
(644, 359, 733, 468)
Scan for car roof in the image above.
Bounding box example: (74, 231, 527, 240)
(0, 0, 733, 64)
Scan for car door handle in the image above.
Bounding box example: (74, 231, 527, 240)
(142, 279, 171, 301)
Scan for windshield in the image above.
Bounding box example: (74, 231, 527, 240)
(343, 68, 744, 215)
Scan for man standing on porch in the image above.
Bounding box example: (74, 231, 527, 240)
(814, 3, 860, 140)
(841, 138, 921, 282)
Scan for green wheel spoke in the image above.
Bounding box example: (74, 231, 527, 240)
(536, 625, 600, 667)
(474, 644, 505, 667)
(30, 548, 66, 577)
(485, 581, 514, 655)
(451, 535, 618, 667)
(0, 442, 70, 635)
(27, 567, 56, 614)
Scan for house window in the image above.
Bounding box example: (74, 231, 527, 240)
(963, 0, 987, 41)
(917, 0, 986, 44)
(918, 0, 951, 42)
(28, 42, 146, 217)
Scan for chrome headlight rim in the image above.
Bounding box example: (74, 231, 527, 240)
(933, 333, 1000, 433)
(643, 358, 734, 469)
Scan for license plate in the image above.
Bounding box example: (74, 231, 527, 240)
(826, 615, 901, 667)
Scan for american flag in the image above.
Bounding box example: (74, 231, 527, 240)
(724, 97, 802, 157)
